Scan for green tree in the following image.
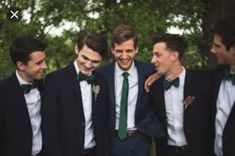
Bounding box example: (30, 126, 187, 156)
(0, 0, 220, 78)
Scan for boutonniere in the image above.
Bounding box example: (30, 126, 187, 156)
(92, 84, 100, 100)
(183, 96, 195, 110)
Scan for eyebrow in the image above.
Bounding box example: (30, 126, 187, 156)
(82, 54, 101, 63)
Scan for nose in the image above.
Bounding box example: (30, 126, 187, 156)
(151, 55, 156, 64)
(42, 61, 48, 69)
(121, 51, 128, 59)
(85, 60, 93, 68)
(210, 45, 216, 54)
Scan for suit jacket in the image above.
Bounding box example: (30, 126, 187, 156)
(212, 66, 235, 156)
(0, 73, 44, 156)
(97, 60, 165, 138)
(150, 70, 214, 156)
(42, 63, 110, 156)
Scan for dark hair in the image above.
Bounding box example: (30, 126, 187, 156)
(213, 20, 235, 50)
(152, 33, 187, 59)
(111, 24, 138, 49)
(76, 32, 108, 58)
(10, 35, 47, 65)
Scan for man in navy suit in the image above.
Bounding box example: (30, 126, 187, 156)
(0, 36, 48, 156)
(149, 33, 214, 156)
(211, 20, 235, 156)
(42, 33, 110, 156)
(97, 24, 164, 156)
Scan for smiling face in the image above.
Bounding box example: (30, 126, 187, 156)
(17, 51, 47, 83)
(151, 42, 177, 75)
(111, 39, 137, 71)
(75, 45, 102, 76)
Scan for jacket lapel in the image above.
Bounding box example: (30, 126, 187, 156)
(8, 73, 32, 128)
(135, 61, 144, 111)
(67, 64, 85, 121)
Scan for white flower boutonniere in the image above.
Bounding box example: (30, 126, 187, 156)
(183, 96, 195, 110)
(92, 84, 100, 100)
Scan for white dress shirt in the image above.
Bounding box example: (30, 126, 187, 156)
(16, 71, 42, 156)
(114, 62, 138, 130)
(74, 61, 95, 149)
(214, 75, 235, 156)
(164, 67, 187, 146)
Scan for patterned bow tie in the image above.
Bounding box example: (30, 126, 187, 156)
(21, 81, 38, 94)
(77, 72, 94, 84)
(163, 77, 179, 90)
(224, 69, 235, 85)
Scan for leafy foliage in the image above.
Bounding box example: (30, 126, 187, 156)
(0, 0, 214, 78)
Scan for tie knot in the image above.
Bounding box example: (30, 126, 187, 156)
(122, 72, 129, 78)
(21, 81, 38, 94)
(224, 69, 235, 85)
(163, 77, 179, 90)
(77, 72, 94, 84)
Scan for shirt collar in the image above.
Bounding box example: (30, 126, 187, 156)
(15, 70, 31, 85)
(115, 61, 136, 77)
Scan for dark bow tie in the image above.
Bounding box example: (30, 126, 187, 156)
(77, 72, 94, 84)
(224, 69, 235, 85)
(21, 81, 38, 94)
(163, 77, 180, 90)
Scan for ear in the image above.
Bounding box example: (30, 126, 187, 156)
(16, 61, 26, 71)
(135, 46, 139, 54)
(75, 44, 79, 55)
(111, 48, 115, 54)
(171, 51, 179, 61)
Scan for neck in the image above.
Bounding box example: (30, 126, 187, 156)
(165, 62, 183, 80)
(17, 70, 33, 83)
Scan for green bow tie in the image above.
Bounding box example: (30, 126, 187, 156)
(77, 72, 94, 84)
(21, 81, 38, 94)
(224, 69, 235, 85)
(163, 77, 179, 90)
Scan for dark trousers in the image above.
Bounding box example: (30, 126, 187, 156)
(111, 135, 151, 156)
(156, 144, 190, 156)
(83, 147, 96, 156)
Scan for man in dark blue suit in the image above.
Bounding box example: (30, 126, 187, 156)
(211, 20, 235, 156)
(42, 33, 110, 156)
(0, 36, 48, 156)
(97, 24, 164, 156)
(149, 34, 214, 156)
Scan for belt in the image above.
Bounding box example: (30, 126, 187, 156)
(115, 130, 143, 137)
(167, 145, 189, 154)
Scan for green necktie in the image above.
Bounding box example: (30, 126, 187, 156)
(224, 69, 235, 85)
(118, 72, 129, 140)
(163, 77, 179, 90)
(77, 72, 94, 84)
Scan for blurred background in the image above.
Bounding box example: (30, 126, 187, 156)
(1, 0, 235, 78)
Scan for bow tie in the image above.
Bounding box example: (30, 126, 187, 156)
(77, 72, 94, 84)
(163, 77, 179, 90)
(21, 81, 38, 94)
(224, 69, 235, 85)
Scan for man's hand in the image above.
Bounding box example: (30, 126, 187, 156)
(144, 72, 161, 92)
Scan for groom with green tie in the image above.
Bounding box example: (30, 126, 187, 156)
(97, 24, 164, 156)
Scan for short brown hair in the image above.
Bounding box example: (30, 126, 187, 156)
(111, 24, 138, 49)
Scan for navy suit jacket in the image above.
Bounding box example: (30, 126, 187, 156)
(212, 66, 235, 156)
(150, 70, 214, 156)
(97, 60, 165, 138)
(0, 73, 44, 156)
(42, 63, 110, 156)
